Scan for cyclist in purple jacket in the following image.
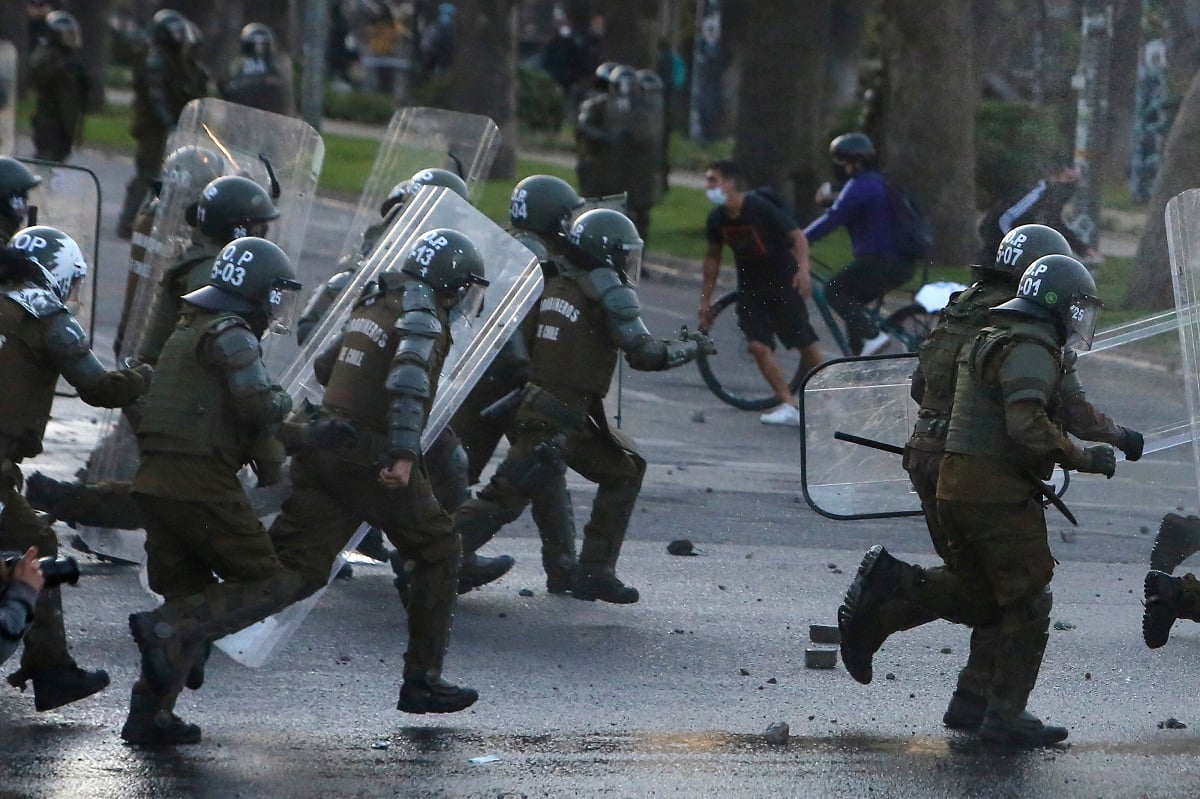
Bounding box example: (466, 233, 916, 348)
(804, 133, 912, 356)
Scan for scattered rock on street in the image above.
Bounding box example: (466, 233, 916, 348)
(764, 722, 790, 745)
(667, 539, 697, 556)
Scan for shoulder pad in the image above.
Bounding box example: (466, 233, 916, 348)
(205, 317, 261, 370)
(401, 278, 439, 313)
(600, 283, 641, 323)
(3, 285, 65, 318)
(43, 312, 90, 358)
(581, 267, 624, 302)
(396, 307, 444, 339)
(512, 230, 551, 263)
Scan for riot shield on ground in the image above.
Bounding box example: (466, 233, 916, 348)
(330, 107, 500, 271)
(0, 42, 14, 157)
(19, 160, 100, 341)
(217, 186, 541, 666)
(78, 99, 324, 562)
(802, 309, 1189, 521)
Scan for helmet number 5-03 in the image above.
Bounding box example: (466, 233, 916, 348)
(213, 262, 247, 286)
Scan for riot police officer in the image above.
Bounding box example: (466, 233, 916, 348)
(116, 9, 208, 240)
(0, 159, 41, 245)
(219, 22, 294, 116)
(574, 63, 623, 199)
(29, 9, 88, 163)
(266, 228, 489, 715)
(123, 237, 309, 745)
(139, 175, 279, 365)
(452, 174, 585, 593)
(839, 254, 1117, 746)
(452, 208, 714, 603)
(905, 224, 1144, 730)
(0, 226, 150, 711)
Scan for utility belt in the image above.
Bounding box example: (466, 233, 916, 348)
(518, 384, 587, 431)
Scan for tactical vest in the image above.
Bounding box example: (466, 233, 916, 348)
(321, 282, 448, 433)
(944, 319, 1062, 469)
(0, 298, 62, 457)
(137, 311, 258, 461)
(916, 281, 1011, 420)
(530, 272, 617, 397)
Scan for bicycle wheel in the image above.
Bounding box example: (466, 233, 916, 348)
(696, 290, 807, 411)
(884, 303, 939, 352)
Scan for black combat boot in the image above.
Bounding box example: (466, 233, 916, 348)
(397, 675, 478, 714)
(838, 545, 923, 684)
(979, 709, 1068, 746)
(185, 642, 212, 691)
(572, 564, 639, 604)
(355, 526, 390, 563)
(121, 689, 201, 746)
(544, 554, 577, 595)
(1143, 570, 1184, 648)
(7, 664, 110, 712)
(457, 552, 515, 594)
(1151, 513, 1200, 574)
(23, 471, 66, 515)
(942, 689, 988, 730)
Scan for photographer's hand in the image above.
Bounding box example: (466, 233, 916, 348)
(7, 548, 44, 594)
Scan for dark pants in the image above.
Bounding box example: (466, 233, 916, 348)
(825, 255, 914, 349)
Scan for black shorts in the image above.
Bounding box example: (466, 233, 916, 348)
(735, 287, 818, 350)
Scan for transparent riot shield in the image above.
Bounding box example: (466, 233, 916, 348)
(1167, 188, 1200, 508)
(0, 42, 14, 157)
(633, 70, 665, 207)
(330, 107, 500, 271)
(77, 99, 324, 562)
(802, 310, 1189, 521)
(216, 186, 541, 667)
(19, 160, 100, 341)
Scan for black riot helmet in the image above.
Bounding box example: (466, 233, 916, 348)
(594, 61, 619, 91)
(608, 64, 637, 97)
(191, 176, 279, 243)
(993, 254, 1103, 349)
(401, 227, 489, 319)
(568, 208, 644, 285)
(160, 145, 229, 202)
(184, 236, 301, 323)
(45, 10, 82, 50)
(509, 174, 583, 236)
(381, 168, 470, 216)
(987, 223, 1072, 284)
(830, 132, 876, 166)
(0, 158, 42, 242)
(151, 9, 191, 51)
(240, 22, 275, 58)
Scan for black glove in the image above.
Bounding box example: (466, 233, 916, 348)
(1118, 426, 1144, 462)
(307, 417, 358, 451)
(1077, 445, 1116, 478)
(251, 458, 285, 488)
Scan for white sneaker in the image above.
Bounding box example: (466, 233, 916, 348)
(859, 331, 891, 356)
(759, 403, 801, 427)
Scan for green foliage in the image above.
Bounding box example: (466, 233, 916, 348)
(322, 89, 397, 125)
(517, 66, 565, 132)
(975, 100, 1068, 208)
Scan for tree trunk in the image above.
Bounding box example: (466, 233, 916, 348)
(825, 0, 870, 114)
(1103, 0, 1141, 186)
(1126, 66, 1200, 310)
(603, 0, 665, 70)
(448, 0, 518, 179)
(726, 0, 831, 222)
(880, 0, 977, 265)
(192, 0, 247, 82)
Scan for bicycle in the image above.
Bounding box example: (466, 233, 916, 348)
(696, 262, 959, 411)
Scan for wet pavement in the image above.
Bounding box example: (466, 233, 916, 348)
(0, 140, 1194, 798)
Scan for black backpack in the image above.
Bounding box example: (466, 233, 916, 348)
(885, 182, 935, 262)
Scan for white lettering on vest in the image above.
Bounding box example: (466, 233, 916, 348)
(539, 296, 580, 322)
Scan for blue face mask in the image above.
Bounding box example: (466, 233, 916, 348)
(706, 187, 726, 206)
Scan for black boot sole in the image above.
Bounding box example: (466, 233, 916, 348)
(1143, 570, 1179, 649)
(838, 545, 890, 685)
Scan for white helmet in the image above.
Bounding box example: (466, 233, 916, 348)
(9, 226, 87, 302)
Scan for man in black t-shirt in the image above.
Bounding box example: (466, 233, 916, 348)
(699, 160, 824, 426)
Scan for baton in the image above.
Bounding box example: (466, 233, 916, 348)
(833, 430, 1078, 526)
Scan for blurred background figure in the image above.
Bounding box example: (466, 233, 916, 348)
(220, 22, 294, 116)
(29, 9, 87, 162)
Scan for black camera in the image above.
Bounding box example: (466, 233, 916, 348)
(1, 552, 80, 588)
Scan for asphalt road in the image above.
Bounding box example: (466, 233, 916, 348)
(1, 140, 1197, 799)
